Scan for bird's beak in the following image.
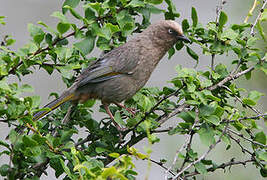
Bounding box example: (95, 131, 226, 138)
(177, 35, 191, 43)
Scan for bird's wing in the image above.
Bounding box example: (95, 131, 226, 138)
(76, 44, 140, 88)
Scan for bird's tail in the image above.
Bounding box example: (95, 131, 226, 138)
(33, 93, 75, 121)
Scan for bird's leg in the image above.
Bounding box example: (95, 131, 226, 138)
(114, 102, 136, 116)
(103, 103, 126, 132)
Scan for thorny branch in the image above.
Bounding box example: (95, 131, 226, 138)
(0, 25, 87, 80)
(164, 110, 199, 180)
(250, 0, 267, 36)
(171, 113, 232, 179)
(211, 0, 226, 71)
(184, 159, 255, 178)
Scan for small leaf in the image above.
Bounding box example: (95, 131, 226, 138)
(74, 36, 95, 55)
(109, 153, 120, 158)
(28, 23, 45, 44)
(62, 0, 80, 14)
(191, 7, 198, 27)
(218, 11, 228, 31)
(168, 47, 175, 59)
(198, 124, 215, 146)
(204, 115, 220, 125)
(254, 131, 266, 145)
(175, 41, 184, 51)
(145, 0, 163, 5)
(0, 164, 10, 176)
(182, 19, 189, 32)
(195, 162, 207, 174)
(186, 46, 199, 62)
(57, 22, 70, 34)
(258, 152, 267, 161)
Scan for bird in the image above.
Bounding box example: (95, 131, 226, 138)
(33, 20, 190, 131)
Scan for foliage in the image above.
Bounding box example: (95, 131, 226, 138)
(0, 0, 267, 179)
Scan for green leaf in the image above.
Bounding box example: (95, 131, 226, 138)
(168, 47, 175, 59)
(218, 11, 228, 31)
(127, 0, 145, 7)
(178, 111, 195, 123)
(195, 162, 207, 174)
(258, 151, 267, 161)
(242, 98, 256, 106)
(260, 168, 267, 177)
(84, 6, 96, 21)
(204, 115, 220, 125)
(248, 90, 264, 102)
(260, 9, 267, 21)
(0, 164, 10, 176)
(0, 140, 9, 149)
(254, 131, 266, 145)
(51, 11, 69, 23)
(145, 0, 163, 5)
(22, 136, 38, 147)
(182, 19, 189, 32)
(221, 28, 238, 40)
(175, 41, 184, 51)
(96, 147, 107, 153)
(198, 124, 215, 146)
(28, 23, 45, 44)
(21, 84, 34, 93)
(114, 111, 126, 126)
(0, 79, 11, 91)
(191, 7, 198, 27)
(62, 0, 80, 14)
(50, 158, 64, 178)
(57, 22, 70, 34)
(109, 153, 120, 158)
(31, 96, 41, 108)
(57, 65, 74, 79)
(74, 36, 95, 55)
(63, 5, 83, 20)
(186, 46, 199, 62)
(199, 104, 216, 117)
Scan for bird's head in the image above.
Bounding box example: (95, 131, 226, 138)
(144, 20, 190, 48)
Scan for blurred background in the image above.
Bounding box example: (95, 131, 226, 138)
(0, 0, 266, 179)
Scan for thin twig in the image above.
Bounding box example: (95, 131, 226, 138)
(164, 115, 198, 180)
(244, 0, 259, 23)
(211, 0, 226, 71)
(222, 85, 261, 115)
(0, 26, 86, 80)
(172, 113, 232, 179)
(207, 66, 255, 91)
(250, 0, 267, 36)
(228, 128, 267, 148)
(146, 158, 176, 176)
(184, 159, 254, 178)
(130, 86, 184, 132)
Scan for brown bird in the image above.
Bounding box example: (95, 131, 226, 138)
(33, 20, 190, 131)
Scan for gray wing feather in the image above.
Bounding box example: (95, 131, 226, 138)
(76, 42, 140, 88)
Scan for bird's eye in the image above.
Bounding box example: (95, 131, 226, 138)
(168, 29, 175, 34)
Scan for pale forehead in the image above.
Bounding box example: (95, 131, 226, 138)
(165, 20, 183, 34)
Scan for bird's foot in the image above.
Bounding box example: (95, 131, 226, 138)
(115, 103, 136, 116)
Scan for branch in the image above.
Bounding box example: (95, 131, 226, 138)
(184, 159, 254, 178)
(0, 25, 86, 80)
(244, 0, 259, 23)
(228, 128, 267, 148)
(207, 66, 255, 91)
(222, 85, 261, 115)
(128, 86, 184, 132)
(146, 158, 176, 176)
(250, 0, 267, 36)
(164, 111, 199, 180)
(211, 0, 226, 71)
(172, 114, 232, 179)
